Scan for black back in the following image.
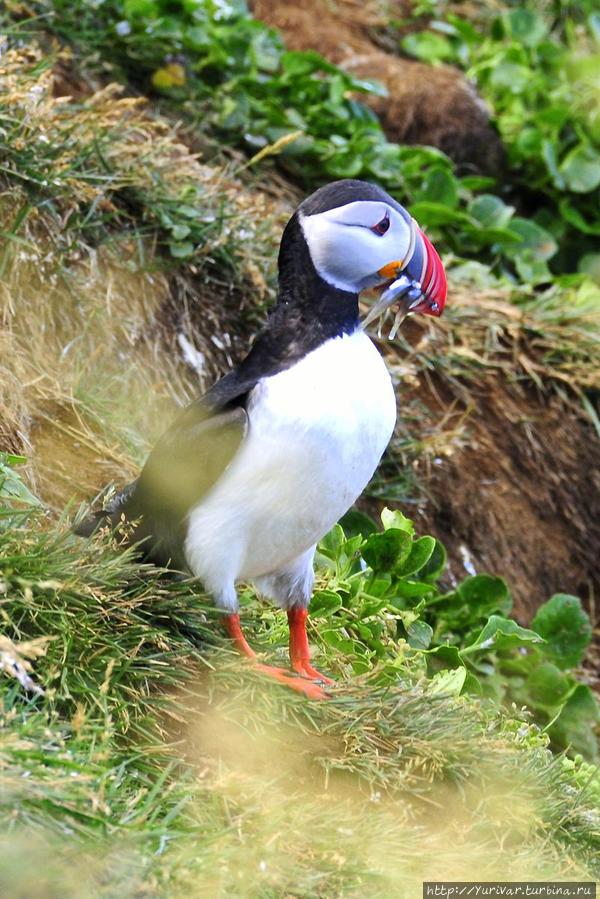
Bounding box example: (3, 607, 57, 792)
(80, 180, 392, 566)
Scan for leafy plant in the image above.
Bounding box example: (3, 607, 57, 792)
(13, 0, 580, 280)
(314, 508, 600, 760)
(0, 452, 41, 525)
(1, 469, 600, 891)
(0, 40, 276, 266)
(399, 5, 600, 276)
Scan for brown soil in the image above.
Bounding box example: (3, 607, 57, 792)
(252, 0, 391, 65)
(346, 56, 504, 175)
(251, 0, 504, 174)
(392, 375, 600, 624)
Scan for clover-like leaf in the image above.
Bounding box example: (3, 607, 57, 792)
(531, 594, 593, 670)
(362, 529, 412, 573)
(463, 615, 543, 655)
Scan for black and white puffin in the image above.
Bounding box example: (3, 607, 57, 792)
(76, 179, 447, 699)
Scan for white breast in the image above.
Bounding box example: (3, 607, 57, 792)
(184, 329, 396, 594)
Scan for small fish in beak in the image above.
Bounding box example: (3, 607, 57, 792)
(362, 219, 447, 337)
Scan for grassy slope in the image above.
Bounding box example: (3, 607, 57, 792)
(1, 506, 600, 897)
(1, 18, 600, 899)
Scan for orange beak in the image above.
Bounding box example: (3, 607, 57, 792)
(377, 224, 447, 317)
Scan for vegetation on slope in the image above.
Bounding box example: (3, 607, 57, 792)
(11, 0, 600, 282)
(1, 0, 600, 893)
(1, 472, 600, 895)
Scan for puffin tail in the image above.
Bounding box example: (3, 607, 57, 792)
(73, 481, 137, 538)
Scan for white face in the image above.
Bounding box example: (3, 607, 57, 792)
(299, 200, 413, 294)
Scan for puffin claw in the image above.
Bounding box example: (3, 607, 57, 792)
(291, 658, 335, 685)
(254, 662, 330, 700)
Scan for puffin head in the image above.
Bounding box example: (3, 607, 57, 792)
(288, 179, 446, 321)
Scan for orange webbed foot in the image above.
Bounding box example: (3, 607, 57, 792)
(223, 612, 331, 700)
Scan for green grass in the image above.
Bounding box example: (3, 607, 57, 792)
(1, 489, 600, 896)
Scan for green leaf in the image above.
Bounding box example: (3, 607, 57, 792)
(0, 454, 41, 510)
(406, 618, 433, 650)
(178, 205, 203, 219)
(463, 615, 543, 655)
(319, 524, 346, 558)
(250, 30, 282, 73)
(505, 8, 548, 47)
(321, 629, 359, 656)
(468, 194, 514, 229)
(392, 580, 437, 599)
(408, 202, 472, 227)
(339, 509, 377, 539)
(170, 224, 191, 241)
(428, 667, 467, 696)
(425, 643, 463, 672)
(490, 62, 531, 93)
(560, 143, 600, 193)
(401, 32, 455, 63)
(123, 0, 157, 17)
(542, 139, 566, 190)
(310, 590, 343, 617)
(1, 453, 26, 466)
(456, 575, 512, 617)
(419, 169, 459, 208)
(381, 508, 414, 535)
(514, 252, 552, 286)
(281, 50, 336, 77)
(526, 662, 573, 708)
(506, 217, 558, 261)
(169, 241, 195, 258)
(559, 199, 600, 235)
(362, 529, 412, 573)
(548, 684, 600, 760)
(419, 539, 447, 583)
(397, 536, 436, 577)
(531, 594, 593, 669)
(365, 574, 392, 598)
(459, 175, 497, 191)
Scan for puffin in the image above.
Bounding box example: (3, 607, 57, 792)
(76, 179, 447, 699)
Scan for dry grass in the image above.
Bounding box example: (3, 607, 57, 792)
(0, 41, 287, 508)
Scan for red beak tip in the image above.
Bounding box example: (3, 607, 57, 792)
(417, 227, 447, 317)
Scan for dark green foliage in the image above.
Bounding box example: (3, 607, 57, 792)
(313, 508, 600, 760)
(13, 0, 598, 280)
(532, 593, 594, 669)
(399, 5, 600, 276)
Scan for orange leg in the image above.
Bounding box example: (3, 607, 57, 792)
(288, 606, 334, 685)
(223, 613, 329, 700)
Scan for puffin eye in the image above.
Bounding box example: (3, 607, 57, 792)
(371, 214, 390, 236)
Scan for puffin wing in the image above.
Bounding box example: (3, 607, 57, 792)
(124, 400, 248, 567)
(74, 392, 249, 569)
(74, 323, 290, 563)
